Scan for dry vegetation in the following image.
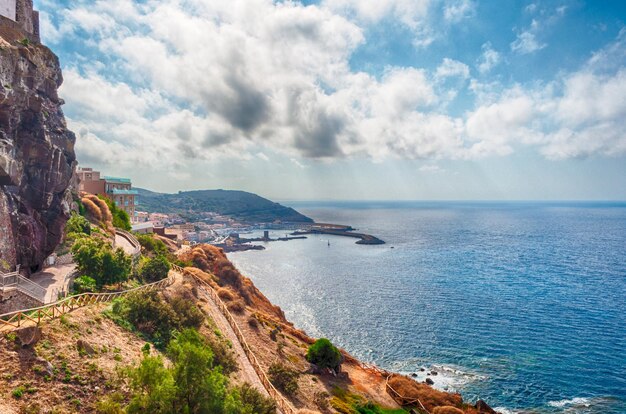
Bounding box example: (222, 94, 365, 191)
(0, 305, 148, 413)
(178, 244, 500, 414)
(0, 241, 498, 413)
(80, 193, 114, 234)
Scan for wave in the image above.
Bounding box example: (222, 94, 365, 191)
(548, 397, 591, 408)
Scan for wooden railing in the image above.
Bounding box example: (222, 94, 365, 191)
(385, 375, 431, 414)
(171, 265, 297, 414)
(0, 275, 174, 333)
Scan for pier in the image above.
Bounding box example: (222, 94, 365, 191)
(292, 224, 385, 245)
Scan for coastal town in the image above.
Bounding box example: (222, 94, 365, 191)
(76, 166, 384, 250)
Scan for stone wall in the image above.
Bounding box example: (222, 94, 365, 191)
(0, 289, 41, 314)
(0, 0, 39, 42)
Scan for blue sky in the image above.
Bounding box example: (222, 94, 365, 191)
(35, 0, 626, 200)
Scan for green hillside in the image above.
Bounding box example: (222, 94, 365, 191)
(135, 188, 313, 224)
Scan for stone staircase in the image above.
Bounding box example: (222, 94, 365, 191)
(1, 267, 46, 304)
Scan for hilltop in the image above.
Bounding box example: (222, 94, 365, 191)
(135, 188, 313, 224)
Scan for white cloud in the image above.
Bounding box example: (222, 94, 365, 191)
(419, 164, 445, 173)
(436, 58, 470, 79)
(477, 42, 501, 74)
(443, 0, 476, 23)
(43, 0, 626, 172)
(511, 31, 546, 54)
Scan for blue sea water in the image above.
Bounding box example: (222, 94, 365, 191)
(228, 202, 626, 414)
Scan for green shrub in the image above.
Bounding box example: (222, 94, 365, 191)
(66, 213, 91, 236)
(136, 234, 169, 257)
(125, 355, 176, 414)
(232, 383, 276, 414)
(73, 275, 97, 293)
(95, 393, 125, 414)
(113, 290, 178, 348)
(99, 196, 131, 231)
(306, 338, 342, 371)
(267, 363, 299, 396)
(71, 237, 131, 287)
(111, 291, 204, 349)
(168, 297, 204, 330)
(11, 386, 25, 399)
(140, 255, 170, 283)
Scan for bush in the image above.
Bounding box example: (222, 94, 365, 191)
(125, 355, 176, 414)
(71, 237, 131, 288)
(141, 255, 170, 283)
(205, 333, 238, 375)
(306, 338, 342, 371)
(268, 363, 299, 396)
(111, 291, 205, 349)
(73, 276, 97, 293)
(113, 290, 179, 348)
(121, 328, 251, 414)
(66, 213, 91, 236)
(227, 300, 246, 314)
(233, 383, 276, 414)
(217, 288, 234, 301)
(99, 196, 131, 231)
(136, 234, 169, 257)
(168, 297, 204, 329)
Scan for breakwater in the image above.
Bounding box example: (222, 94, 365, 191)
(292, 228, 385, 245)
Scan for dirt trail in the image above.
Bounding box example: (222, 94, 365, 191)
(194, 284, 273, 399)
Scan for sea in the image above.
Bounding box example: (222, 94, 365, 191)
(228, 201, 626, 414)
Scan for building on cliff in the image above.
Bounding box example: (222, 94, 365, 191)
(77, 167, 139, 222)
(0, 0, 39, 42)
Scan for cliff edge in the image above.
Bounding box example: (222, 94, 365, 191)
(0, 26, 76, 274)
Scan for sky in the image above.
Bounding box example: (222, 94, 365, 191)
(35, 0, 626, 200)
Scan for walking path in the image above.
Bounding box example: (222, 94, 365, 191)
(29, 263, 75, 303)
(196, 285, 272, 399)
(114, 233, 137, 255)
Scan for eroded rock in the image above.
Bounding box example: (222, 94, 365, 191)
(0, 27, 77, 274)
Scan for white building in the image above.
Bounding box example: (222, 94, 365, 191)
(0, 0, 16, 20)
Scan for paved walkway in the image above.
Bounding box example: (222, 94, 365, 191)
(30, 263, 76, 303)
(114, 233, 137, 255)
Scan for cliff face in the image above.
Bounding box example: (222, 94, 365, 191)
(0, 26, 76, 273)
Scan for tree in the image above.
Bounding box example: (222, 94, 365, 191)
(73, 275, 97, 293)
(141, 255, 171, 283)
(65, 213, 91, 236)
(306, 338, 342, 371)
(71, 237, 131, 288)
(125, 355, 177, 414)
(168, 329, 234, 413)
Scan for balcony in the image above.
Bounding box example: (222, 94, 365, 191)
(110, 188, 139, 196)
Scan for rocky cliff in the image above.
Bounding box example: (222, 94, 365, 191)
(0, 26, 76, 274)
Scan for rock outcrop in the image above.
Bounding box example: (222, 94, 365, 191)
(0, 25, 76, 274)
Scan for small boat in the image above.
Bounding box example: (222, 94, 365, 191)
(327, 240, 330, 247)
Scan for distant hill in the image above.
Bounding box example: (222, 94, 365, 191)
(135, 188, 313, 224)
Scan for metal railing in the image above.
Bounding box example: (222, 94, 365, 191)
(0, 275, 174, 333)
(171, 264, 297, 414)
(1, 270, 47, 303)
